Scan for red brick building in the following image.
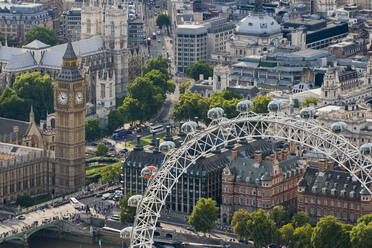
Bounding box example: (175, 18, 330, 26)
(220, 142, 304, 225)
(297, 163, 372, 224)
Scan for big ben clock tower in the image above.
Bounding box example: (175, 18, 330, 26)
(54, 40, 86, 194)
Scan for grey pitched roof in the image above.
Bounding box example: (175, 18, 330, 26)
(299, 166, 364, 199)
(23, 40, 50, 50)
(5, 52, 37, 71)
(0, 117, 31, 142)
(41, 36, 105, 67)
(0, 46, 24, 62)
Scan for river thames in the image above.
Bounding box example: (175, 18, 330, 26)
(1, 236, 121, 248)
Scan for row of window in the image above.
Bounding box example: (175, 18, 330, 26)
(301, 197, 361, 210)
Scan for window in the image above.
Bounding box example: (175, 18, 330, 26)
(100, 84, 105, 98)
(224, 186, 228, 193)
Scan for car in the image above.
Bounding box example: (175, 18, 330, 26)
(17, 215, 25, 220)
(186, 226, 193, 231)
(111, 215, 120, 221)
(157, 31, 161, 35)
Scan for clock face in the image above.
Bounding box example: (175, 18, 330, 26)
(75, 92, 83, 104)
(57, 92, 68, 105)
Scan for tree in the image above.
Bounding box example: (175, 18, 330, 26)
(350, 222, 372, 248)
(231, 209, 251, 241)
(118, 97, 142, 124)
(156, 13, 171, 34)
(144, 69, 175, 95)
(189, 198, 219, 234)
(119, 193, 137, 224)
(101, 163, 121, 184)
(279, 223, 294, 248)
(25, 26, 58, 46)
(291, 211, 310, 229)
(357, 214, 372, 225)
(180, 81, 191, 94)
(246, 209, 279, 248)
(311, 216, 350, 248)
(108, 109, 125, 132)
(142, 55, 169, 75)
(186, 59, 213, 81)
(127, 77, 165, 121)
(0, 87, 28, 121)
(16, 195, 35, 207)
(173, 92, 210, 123)
(300, 97, 318, 109)
(13, 72, 54, 122)
(292, 223, 313, 248)
(269, 206, 290, 228)
(95, 142, 108, 156)
(252, 95, 272, 113)
(86, 118, 102, 142)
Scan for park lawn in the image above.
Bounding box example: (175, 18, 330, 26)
(126, 132, 166, 148)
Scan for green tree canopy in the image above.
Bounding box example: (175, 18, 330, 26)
(311, 216, 350, 248)
(180, 81, 191, 94)
(10, 72, 54, 122)
(350, 222, 372, 248)
(231, 209, 252, 241)
(142, 55, 169, 75)
(119, 193, 137, 224)
(291, 211, 310, 229)
(0, 87, 28, 121)
(108, 109, 125, 132)
(101, 163, 121, 183)
(25, 26, 58, 46)
(246, 209, 279, 248)
(189, 198, 219, 233)
(173, 92, 210, 123)
(252, 95, 272, 113)
(300, 97, 318, 109)
(95, 142, 108, 156)
(144, 69, 175, 95)
(156, 13, 171, 34)
(86, 118, 102, 142)
(279, 223, 294, 248)
(292, 223, 313, 248)
(118, 97, 143, 124)
(269, 205, 290, 228)
(357, 214, 372, 226)
(127, 77, 165, 121)
(186, 59, 213, 81)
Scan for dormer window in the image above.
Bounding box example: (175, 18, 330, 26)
(331, 188, 336, 196)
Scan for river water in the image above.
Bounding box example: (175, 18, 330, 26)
(0, 236, 121, 248)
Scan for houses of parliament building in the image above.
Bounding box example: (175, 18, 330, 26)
(0, 42, 86, 204)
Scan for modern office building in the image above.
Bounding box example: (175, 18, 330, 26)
(122, 135, 228, 214)
(63, 8, 81, 42)
(128, 22, 145, 48)
(175, 24, 208, 73)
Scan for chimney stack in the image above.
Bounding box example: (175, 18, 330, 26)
(232, 148, 238, 160)
(150, 131, 157, 146)
(254, 150, 262, 164)
(164, 125, 173, 141)
(275, 148, 282, 161)
(134, 135, 143, 151)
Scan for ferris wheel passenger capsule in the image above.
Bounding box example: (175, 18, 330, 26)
(181, 121, 198, 134)
(236, 100, 253, 113)
(300, 107, 316, 119)
(159, 141, 176, 153)
(331, 122, 347, 134)
(120, 227, 132, 239)
(360, 143, 372, 156)
(141, 166, 157, 179)
(207, 107, 224, 120)
(268, 100, 282, 113)
(128, 194, 143, 207)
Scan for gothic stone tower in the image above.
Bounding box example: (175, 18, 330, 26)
(54, 41, 86, 194)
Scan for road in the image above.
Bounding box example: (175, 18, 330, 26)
(0, 204, 79, 238)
